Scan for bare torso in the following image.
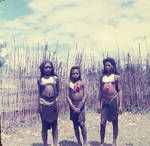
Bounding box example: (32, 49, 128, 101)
(69, 80, 84, 103)
(101, 74, 118, 99)
(42, 85, 55, 97)
(39, 76, 57, 98)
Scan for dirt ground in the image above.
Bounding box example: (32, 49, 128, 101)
(1, 111, 150, 146)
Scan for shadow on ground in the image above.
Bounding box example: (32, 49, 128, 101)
(32, 143, 50, 146)
(59, 140, 81, 146)
(59, 140, 112, 146)
(89, 141, 112, 146)
(32, 143, 43, 146)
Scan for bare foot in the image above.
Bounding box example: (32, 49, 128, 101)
(78, 141, 82, 146)
(53, 143, 58, 146)
(112, 142, 117, 146)
(100, 143, 104, 146)
(112, 140, 117, 146)
(83, 142, 88, 146)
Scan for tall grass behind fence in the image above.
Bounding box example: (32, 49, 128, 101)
(122, 53, 150, 111)
(0, 42, 150, 132)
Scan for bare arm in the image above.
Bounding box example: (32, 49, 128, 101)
(66, 88, 77, 110)
(78, 85, 87, 110)
(37, 78, 40, 94)
(66, 94, 73, 108)
(97, 76, 103, 112)
(116, 75, 123, 113)
(37, 78, 41, 112)
(66, 87, 81, 113)
(55, 77, 59, 100)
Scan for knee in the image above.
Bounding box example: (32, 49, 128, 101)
(100, 120, 106, 127)
(42, 126, 48, 133)
(52, 126, 58, 133)
(52, 121, 58, 129)
(80, 122, 87, 131)
(112, 119, 118, 126)
(74, 125, 78, 130)
(73, 123, 79, 130)
(80, 121, 86, 127)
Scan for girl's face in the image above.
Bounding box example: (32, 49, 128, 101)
(43, 63, 53, 76)
(72, 69, 80, 80)
(104, 61, 114, 74)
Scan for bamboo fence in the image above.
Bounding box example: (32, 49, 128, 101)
(0, 42, 150, 132)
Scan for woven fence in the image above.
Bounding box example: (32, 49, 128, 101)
(0, 42, 150, 132)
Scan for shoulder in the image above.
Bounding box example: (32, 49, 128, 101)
(99, 75, 104, 85)
(37, 78, 41, 83)
(79, 79, 84, 84)
(78, 80, 84, 87)
(37, 78, 40, 81)
(69, 81, 74, 89)
(53, 75, 58, 78)
(114, 74, 121, 81)
(53, 76, 59, 85)
(100, 75, 104, 80)
(53, 75, 59, 81)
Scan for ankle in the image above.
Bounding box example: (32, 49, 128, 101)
(112, 139, 117, 146)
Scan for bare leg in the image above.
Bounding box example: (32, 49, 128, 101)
(73, 122, 81, 145)
(80, 122, 87, 146)
(42, 126, 48, 146)
(112, 118, 118, 146)
(100, 105, 108, 146)
(52, 121, 58, 146)
(100, 120, 107, 146)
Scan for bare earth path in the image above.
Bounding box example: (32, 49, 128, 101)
(2, 111, 150, 146)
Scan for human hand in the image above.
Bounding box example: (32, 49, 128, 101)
(97, 106, 101, 114)
(73, 106, 80, 113)
(97, 102, 101, 113)
(118, 106, 123, 114)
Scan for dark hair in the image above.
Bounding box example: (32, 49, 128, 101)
(39, 60, 56, 77)
(102, 57, 119, 75)
(69, 66, 81, 82)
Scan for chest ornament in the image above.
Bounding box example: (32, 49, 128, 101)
(69, 81, 82, 92)
(41, 76, 56, 85)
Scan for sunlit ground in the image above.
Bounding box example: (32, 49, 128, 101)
(2, 111, 150, 146)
